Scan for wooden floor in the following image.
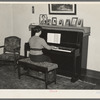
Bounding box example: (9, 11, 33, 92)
(81, 76, 100, 89)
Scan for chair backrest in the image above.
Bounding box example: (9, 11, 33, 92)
(4, 36, 21, 54)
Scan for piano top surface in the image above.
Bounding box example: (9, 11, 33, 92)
(29, 24, 90, 36)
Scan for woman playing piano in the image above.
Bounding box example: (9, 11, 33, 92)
(29, 25, 56, 62)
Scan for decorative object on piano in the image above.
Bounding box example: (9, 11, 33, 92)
(48, 4, 76, 15)
(65, 19, 70, 26)
(58, 19, 64, 26)
(70, 17, 78, 26)
(39, 14, 48, 25)
(32, 6, 34, 14)
(52, 17, 57, 25)
(47, 19, 52, 25)
(76, 19, 83, 27)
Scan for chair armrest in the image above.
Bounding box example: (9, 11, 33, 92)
(0, 46, 4, 48)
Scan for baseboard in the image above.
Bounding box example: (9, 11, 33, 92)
(82, 68, 100, 80)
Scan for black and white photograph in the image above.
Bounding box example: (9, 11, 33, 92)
(32, 6, 34, 14)
(48, 4, 76, 15)
(70, 17, 78, 26)
(65, 19, 70, 26)
(77, 19, 83, 27)
(58, 19, 64, 26)
(39, 14, 48, 25)
(52, 17, 57, 25)
(47, 19, 52, 25)
(0, 1, 100, 99)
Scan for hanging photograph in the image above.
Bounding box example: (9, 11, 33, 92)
(48, 4, 76, 15)
(39, 14, 48, 25)
(32, 6, 34, 14)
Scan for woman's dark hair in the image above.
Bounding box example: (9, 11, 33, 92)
(34, 26, 42, 33)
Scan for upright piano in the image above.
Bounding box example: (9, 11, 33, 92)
(25, 24, 90, 82)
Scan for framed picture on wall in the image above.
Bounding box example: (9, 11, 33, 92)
(32, 6, 34, 14)
(48, 4, 76, 15)
(59, 19, 64, 26)
(39, 14, 48, 25)
(52, 17, 57, 25)
(70, 17, 78, 26)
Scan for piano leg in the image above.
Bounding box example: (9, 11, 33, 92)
(71, 51, 79, 82)
(71, 76, 79, 83)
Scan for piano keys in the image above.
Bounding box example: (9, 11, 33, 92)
(52, 46, 75, 53)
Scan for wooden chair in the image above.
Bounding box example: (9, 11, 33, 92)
(0, 36, 21, 70)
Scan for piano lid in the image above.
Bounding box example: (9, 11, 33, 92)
(29, 24, 90, 36)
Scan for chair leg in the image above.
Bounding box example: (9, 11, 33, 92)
(18, 64, 21, 79)
(54, 69, 57, 84)
(14, 61, 17, 71)
(45, 71, 48, 89)
(26, 68, 30, 75)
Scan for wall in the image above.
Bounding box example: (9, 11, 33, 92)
(0, 4, 13, 53)
(77, 3, 100, 71)
(12, 4, 33, 56)
(0, 2, 100, 72)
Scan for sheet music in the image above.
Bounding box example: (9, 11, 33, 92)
(47, 33, 61, 44)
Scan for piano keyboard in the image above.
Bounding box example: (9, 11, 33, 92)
(52, 46, 74, 53)
(52, 48, 71, 53)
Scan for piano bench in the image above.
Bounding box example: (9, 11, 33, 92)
(17, 58, 58, 89)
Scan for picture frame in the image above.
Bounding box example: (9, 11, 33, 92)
(77, 19, 83, 27)
(52, 17, 57, 25)
(59, 19, 64, 26)
(70, 17, 78, 26)
(65, 19, 70, 26)
(32, 6, 34, 14)
(48, 4, 76, 15)
(47, 19, 52, 25)
(39, 14, 48, 25)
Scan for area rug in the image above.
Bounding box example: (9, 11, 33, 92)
(0, 65, 96, 89)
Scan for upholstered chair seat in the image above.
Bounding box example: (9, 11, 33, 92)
(0, 53, 20, 61)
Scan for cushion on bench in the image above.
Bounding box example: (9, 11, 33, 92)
(18, 58, 58, 71)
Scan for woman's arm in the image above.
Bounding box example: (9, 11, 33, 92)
(41, 39, 55, 50)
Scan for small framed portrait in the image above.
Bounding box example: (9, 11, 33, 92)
(59, 19, 64, 26)
(77, 19, 83, 27)
(52, 17, 57, 25)
(65, 19, 70, 26)
(39, 14, 48, 25)
(47, 19, 52, 25)
(32, 6, 34, 14)
(71, 17, 78, 26)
